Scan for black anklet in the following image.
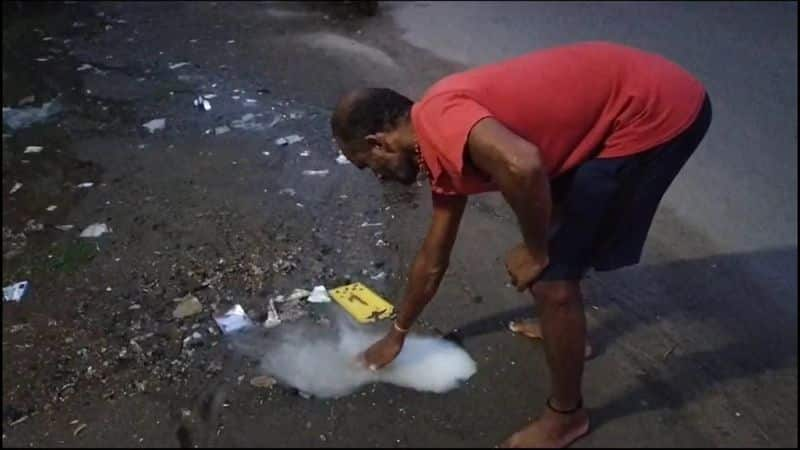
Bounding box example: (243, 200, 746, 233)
(547, 397, 583, 414)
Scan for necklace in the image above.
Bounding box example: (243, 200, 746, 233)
(414, 143, 429, 179)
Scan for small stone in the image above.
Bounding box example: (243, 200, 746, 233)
(249, 375, 277, 389)
(172, 295, 202, 319)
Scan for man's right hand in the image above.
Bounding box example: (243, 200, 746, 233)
(360, 329, 406, 371)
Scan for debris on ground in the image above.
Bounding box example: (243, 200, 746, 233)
(76, 63, 94, 71)
(278, 188, 296, 196)
(18, 95, 36, 106)
(307, 285, 331, 304)
(376, 239, 389, 247)
(249, 375, 277, 389)
(80, 223, 110, 238)
(286, 288, 311, 301)
(215, 125, 230, 135)
(213, 304, 253, 334)
(55, 224, 75, 231)
(370, 271, 386, 281)
(9, 182, 23, 194)
(142, 118, 166, 133)
(2, 99, 62, 130)
(24, 219, 44, 232)
(73, 423, 87, 437)
(274, 134, 303, 146)
(302, 169, 328, 176)
(172, 294, 203, 319)
(193, 96, 211, 111)
(263, 298, 281, 329)
(46, 205, 58, 212)
(24, 146, 44, 154)
(77, 182, 95, 188)
(168, 61, 190, 70)
(336, 154, 350, 165)
(3, 281, 29, 303)
(360, 222, 382, 228)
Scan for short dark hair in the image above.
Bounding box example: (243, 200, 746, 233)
(331, 88, 413, 145)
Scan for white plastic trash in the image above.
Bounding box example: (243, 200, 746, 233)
(307, 285, 331, 304)
(214, 304, 254, 334)
(3, 281, 29, 302)
(80, 223, 110, 238)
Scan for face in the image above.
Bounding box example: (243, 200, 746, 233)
(338, 132, 419, 185)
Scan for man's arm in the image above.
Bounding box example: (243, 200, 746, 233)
(394, 193, 467, 330)
(466, 118, 551, 288)
(361, 193, 467, 369)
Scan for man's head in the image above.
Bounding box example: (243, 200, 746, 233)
(331, 88, 419, 185)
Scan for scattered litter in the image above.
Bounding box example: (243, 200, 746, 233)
(307, 285, 331, 304)
(3, 99, 62, 130)
(79, 223, 110, 238)
(142, 118, 166, 133)
(77, 182, 94, 188)
(215, 125, 230, 135)
(250, 375, 277, 389)
(25, 219, 44, 232)
(73, 423, 87, 437)
(329, 283, 394, 323)
(286, 289, 311, 301)
(376, 239, 390, 247)
(370, 271, 387, 281)
(56, 225, 74, 231)
(168, 62, 190, 70)
(203, 94, 217, 99)
(46, 205, 58, 212)
(227, 40, 236, 44)
(9, 182, 23, 194)
(213, 304, 253, 334)
(24, 146, 43, 154)
(274, 134, 303, 146)
(278, 188, 296, 196)
(76, 63, 93, 71)
(263, 299, 281, 329)
(299, 150, 310, 157)
(18, 95, 36, 106)
(10, 324, 30, 334)
(336, 154, 350, 165)
(302, 169, 329, 176)
(231, 113, 260, 130)
(360, 222, 383, 228)
(36, 57, 51, 62)
(262, 151, 270, 156)
(231, 95, 240, 100)
(3, 281, 29, 303)
(245, 98, 257, 103)
(10, 416, 29, 427)
(193, 96, 211, 111)
(296, 202, 304, 208)
(172, 294, 203, 319)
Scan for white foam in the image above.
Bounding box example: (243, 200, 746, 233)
(231, 311, 476, 398)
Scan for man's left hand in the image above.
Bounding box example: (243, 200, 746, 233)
(505, 243, 549, 291)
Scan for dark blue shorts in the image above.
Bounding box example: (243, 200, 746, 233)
(539, 95, 713, 281)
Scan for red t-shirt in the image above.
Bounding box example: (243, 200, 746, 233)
(411, 41, 706, 195)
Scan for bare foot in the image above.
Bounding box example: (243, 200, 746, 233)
(508, 319, 594, 359)
(501, 406, 590, 448)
